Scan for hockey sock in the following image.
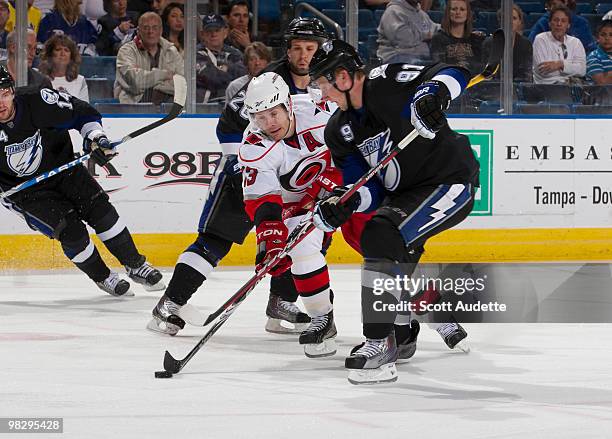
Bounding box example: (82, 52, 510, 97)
(60, 223, 109, 283)
(270, 270, 299, 302)
(293, 266, 332, 317)
(91, 208, 143, 267)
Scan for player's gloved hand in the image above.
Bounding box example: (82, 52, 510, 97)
(409, 80, 451, 140)
(83, 130, 117, 167)
(255, 220, 292, 276)
(313, 186, 361, 232)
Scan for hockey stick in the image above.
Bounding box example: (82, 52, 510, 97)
(161, 45, 507, 374)
(0, 75, 187, 201)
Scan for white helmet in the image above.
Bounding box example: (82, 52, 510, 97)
(244, 72, 293, 132)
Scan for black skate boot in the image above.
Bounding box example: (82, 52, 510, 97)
(395, 320, 420, 360)
(126, 261, 165, 291)
(436, 319, 470, 353)
(96, 272, 132, 297)
(147, 294, 186, 336)
(346, 334, 399, 385)
(298, 310, 337, 358)
(265, 293, 311, 334)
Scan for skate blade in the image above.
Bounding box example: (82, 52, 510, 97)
(304, 338, 336, 358)
(146, 318, 180, 336)
(142, 281, 166, 292)
(397, 343, 417, 361)
(347, 363, 398, 385)
(265, 318, 309, 334)
(454, 339, 471, 353)
(178, 303, 206, 326)
(111, 288, 134, 297)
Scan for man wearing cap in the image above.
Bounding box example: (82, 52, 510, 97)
(196, 14, 247, 103)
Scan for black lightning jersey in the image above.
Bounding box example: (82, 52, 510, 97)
(325, 63, 479, 201)
(0, 87, 102, 191)
(216, 58, 309, 153)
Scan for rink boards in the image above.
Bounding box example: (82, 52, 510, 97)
(1, 115, 611, 269)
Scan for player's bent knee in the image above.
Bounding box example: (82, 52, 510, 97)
(361, 217, 405, 260)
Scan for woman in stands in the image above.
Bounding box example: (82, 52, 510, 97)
(430, 0, 485, 76)
(162, 2, 184, 55)
(39, 34, 89, 102)
(96, 0, 138, 56)
(37, 0, 98, 56)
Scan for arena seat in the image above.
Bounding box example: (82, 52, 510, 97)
(80, 56, 117, 81)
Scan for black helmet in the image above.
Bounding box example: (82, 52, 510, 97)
(284, 17, 329, 46)
(0, 65, 14, 90)
(309, 39, 364, 82)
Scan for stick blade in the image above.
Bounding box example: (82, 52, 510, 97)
(483, 29, 505, 78)
(172, 74, 187, 107)
(164, 350, 182, 374)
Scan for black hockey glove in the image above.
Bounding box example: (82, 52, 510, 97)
(313, 186, 361, 232)
(409, 80, 451, 139)
(84, 131, 117, 167)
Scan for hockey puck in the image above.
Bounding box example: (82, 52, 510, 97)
(155, 370, 173, 379)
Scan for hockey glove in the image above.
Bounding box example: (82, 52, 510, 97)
(313, 186, 361, 233)
(84, 131, 117, 167)
(255, 220, 292, 276)
(409, 80, 451, 140)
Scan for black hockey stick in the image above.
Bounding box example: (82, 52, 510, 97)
(162, 44, 507, 374)
(0, 75, 187, 201)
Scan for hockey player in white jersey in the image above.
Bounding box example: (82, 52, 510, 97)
(238, 72, 338, 358)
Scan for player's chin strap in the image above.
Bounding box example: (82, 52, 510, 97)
(331, 70, 357, 111)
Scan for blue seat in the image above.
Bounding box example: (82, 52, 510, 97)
(575, 2, 593, 13)
(475, 11, 498, 34)
(524, 12, 545, 29)
(479, 101, 502, 114)
(86, 77, 114, 101)
(295, 0, 338, 10)
(573, 104, 612, 114)
(519, 83, 578, 104)
(595, 3, 612, 14)
(359, 9, 376, 28)
(583, 13, 605, 31)
(258, 0, 280, 20)
(428, 10, 444, 23)
(357, 41, 368, 62)
(80, 56, 117, 81)
(516, 2, 544, 13)
(322, 8, 345, 26)
(375, 9, 384, 24)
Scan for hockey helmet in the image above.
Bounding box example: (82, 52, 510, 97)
(309, 39, 364, 82)
(0, 65, 15, 91)
(244, 72, 293, 132)
(284, 17, 329, 47)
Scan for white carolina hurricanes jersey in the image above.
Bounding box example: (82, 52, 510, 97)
(238, 95, 337, 210)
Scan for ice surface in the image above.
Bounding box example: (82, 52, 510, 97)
(1, 267, 611, 438)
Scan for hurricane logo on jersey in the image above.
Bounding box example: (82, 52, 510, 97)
(4, 131, 43, 177)
(279, 154, 327, 193)
(356, 128, 401, 191)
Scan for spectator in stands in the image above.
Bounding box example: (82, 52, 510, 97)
(0, 1, 9, 50)
(4, 29, 52, 88)
(529, 0, 596, 53)
(196, 14, 246, 103)
(225, 0, 253, 52)
(483, 3, 532, 81)
(533, 5, 586, 84)
(6, 0, 43, 33)
(161, 2, 183, 54)
(377, 0, 440, 63)
(586, 20, 612, 84)
(430, 0, 484, 75)
(96, 0, 138, 56)
(37, 0, 99, 57)
(39, 34, 89, 101)
(115, 11, 184, 103)
(224, 41, 270, 105)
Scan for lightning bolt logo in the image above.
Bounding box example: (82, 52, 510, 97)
(418, 185, 466, 232)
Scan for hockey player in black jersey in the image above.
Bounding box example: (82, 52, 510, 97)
(309, 40, 478, 384)
(149, 18, 329, 335)
(0, 66, 164, 297)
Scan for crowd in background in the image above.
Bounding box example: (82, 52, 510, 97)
(0, 0, 608, 109)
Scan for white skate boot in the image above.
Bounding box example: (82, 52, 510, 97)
(346, 334, 399, 385)
(147, 294, 186, 336)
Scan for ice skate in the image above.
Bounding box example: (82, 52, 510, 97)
(96, 272, 132, 297)
(395, 320, 420, 360)
(298, 310, 337, 358)
(436, 320, 470, 353)
(265, 293, 311, 334)
(346, 334, 398, 385)
(147, 294, 186, 336)
(126, 261, 165, 291)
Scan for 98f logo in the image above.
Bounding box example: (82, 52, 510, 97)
(144, 151, 221, 189)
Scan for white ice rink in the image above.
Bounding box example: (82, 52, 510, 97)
(1, 267, 612, 438)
